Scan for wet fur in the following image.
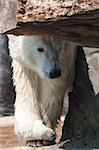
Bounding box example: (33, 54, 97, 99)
(8, 35, 76, 143)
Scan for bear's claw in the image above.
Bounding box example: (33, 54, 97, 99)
(26, 139, 56, 147)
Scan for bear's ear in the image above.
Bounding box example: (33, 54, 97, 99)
(8, 34, 24, 64)
(84, 47, 99, 95)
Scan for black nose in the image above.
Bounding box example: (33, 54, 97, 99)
(50, 69, 61, 78)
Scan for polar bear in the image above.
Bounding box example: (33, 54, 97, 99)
(8, 35, 76, 146)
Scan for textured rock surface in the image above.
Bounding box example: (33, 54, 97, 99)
(61, 47, 99, 149)
(0, 0, 99, 47)
(0, 35, 15, 116)
(17, 0, 98, 22)
(0, 0, 16, 33)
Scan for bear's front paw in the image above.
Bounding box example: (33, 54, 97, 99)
(15, 120, 56, 146)
(41, 127, 55, 141)
(25, 128, 56, 147)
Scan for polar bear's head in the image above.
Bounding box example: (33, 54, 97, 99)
(9, 35, 66, 79)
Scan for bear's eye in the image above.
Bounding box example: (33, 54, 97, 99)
(37, 48, 44, 52)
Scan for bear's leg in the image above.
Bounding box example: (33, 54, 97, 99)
(15, 106, 56, 146)
(13, 61, 56, 146)
(37, 79, 67, 145)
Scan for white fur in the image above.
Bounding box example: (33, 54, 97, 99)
(8, 35, 76, 142)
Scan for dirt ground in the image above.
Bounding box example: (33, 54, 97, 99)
(0, 115, 65, 150)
